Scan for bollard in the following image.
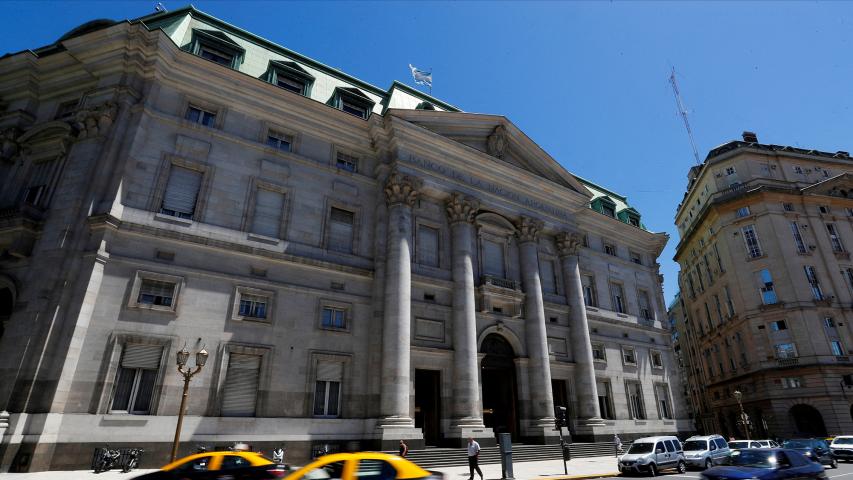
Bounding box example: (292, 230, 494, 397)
(498, 433, 514, 480)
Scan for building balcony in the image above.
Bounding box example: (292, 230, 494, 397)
(777, 357, 799, 367)
(481, 274, 519, 290)
(477, 275, 524, 318)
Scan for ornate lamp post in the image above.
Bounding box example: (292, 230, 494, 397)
(170, 344, 208, 462)
(733, 390, 751, 440)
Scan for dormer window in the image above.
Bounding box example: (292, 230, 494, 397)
(187, 29, 245, 70)
(265, 60, 314, 96)
(329, 87, 375, 120)
(591, 196, 617, 218)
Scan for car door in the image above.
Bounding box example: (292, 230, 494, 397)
(169, 454, 217, 480)
(715, 439, 730, 464)
(353, 459, 398, 480)
(781, 450, 813, 480)
(289, 459, 350, 480)
(654, 442, 670, 468)
(215, 454, 261, 480)
(707, 440, 718, 465)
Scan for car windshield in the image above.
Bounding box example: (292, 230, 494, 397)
(834, 438, 853, 445)
(729, 441, 749, 449)
(627, 443, 654, 454)
(728, 450, 776, 469)
(683, 440, 707, 451)
(783, 440, 812, 449)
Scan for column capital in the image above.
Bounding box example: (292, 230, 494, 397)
(445, 192, 480, 224)
(516, 216, 544, 244)
(556, 232, 583, 257)
(384, 168, 422, 207)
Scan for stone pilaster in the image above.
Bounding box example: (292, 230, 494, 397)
(445, 193, 493, 445)
(376, 169, 422, 447)
(556, 232, 604, 426)
(516, 216, 558, 442)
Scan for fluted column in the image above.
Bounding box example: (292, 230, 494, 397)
(379, 169, 420, 426)
(517, 217, 556, 432)
(556, 232, 602, 423)
(445, 193, 487, 434)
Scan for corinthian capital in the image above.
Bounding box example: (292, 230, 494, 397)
(445, 192, 480, 224)
(556, 232, 583, 257)
(516, 216, 544, 243)
(384, 168, 422, 206)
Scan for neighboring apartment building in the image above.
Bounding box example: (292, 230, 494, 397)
(0, 7, 688, 471)
(674, 131, 853, 439)
(669, 291, 715, 434)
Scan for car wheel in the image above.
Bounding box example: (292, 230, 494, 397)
(648, 463, 658, 477)
(831, 459, 838, 469)
(705, 459, 712, 470)
(677, 461, 687, 474)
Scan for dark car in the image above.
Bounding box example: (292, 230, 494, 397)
(700, 448, 826, 480)
(782, 439, 838, 468)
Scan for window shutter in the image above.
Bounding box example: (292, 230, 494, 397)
(316, 361, 343, 382)
(251, 188, 285, 237)
(162, 166, 203, 217)
(221, 353, 261, 417)
(121, 344, 163, 369)
(328, 208, 354, 252)
(483, 240, 504, 277)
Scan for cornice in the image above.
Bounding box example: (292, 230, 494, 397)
(576, 208, 669, 256)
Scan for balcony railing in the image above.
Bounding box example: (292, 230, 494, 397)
(482, 275, 519, 290)
(777, 357, 799, 367)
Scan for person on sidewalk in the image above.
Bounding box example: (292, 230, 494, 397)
(467, 437, 483, 480)
(614, 434, 623, 457)
(399, 440, 409, 458)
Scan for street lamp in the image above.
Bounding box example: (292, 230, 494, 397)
(170, 344, 208, 462)
(732, 390, 751, 440)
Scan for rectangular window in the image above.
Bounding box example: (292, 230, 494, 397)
(713, 295, 723, 323)
(266, 131, 292, 152)
(582, 275, 597, 307)
(138, 279, 176, 307)
(774, 342, 797, 359)
(790, 222, 807, 254)
(483, 240, 505, 278)
(313, 361, 343, 417)
(804, 265, 823, 300)
(638, 290, 653, 320)
(783, 203, 794, 212)
(540, 259, 557, 294)
(597, 379, 614, 419)
(704, 302, 714, 330)
(602, 204, 616, 217)
(724, 285, 735, 318)
(770, 320, 787, 331)
(221, 353, 261, 417)
(23, 184, 47, 206)
(742, 225, 763, 258)
(250, 188, 285, 238)
(630, 251, 642, 265)
(335, 151, 358, 173)
(341, 100, 368, 119)
(626, 381, 645, 419)
(199, 45, 234, 66)
(111, 344, 162, 414)
(276, 75, 306, 94)
(695, 265, 705, 291)
(610, 282, 625, 313)
(185, 105, 216, 127)
(416, 225, 439, 267)
(604, 243, 617, 256)
(824, 317, 836, 328)
(827, 223, 845, 252)
(650, 350, 663, 369)
(819, 205, 830, 214)
(160, 166, 203, 220)
(321, 307, 347, 329)
(327, 208, 355, 253)
(758, 269, 777, 305)
(592, 343, 606, 361)
(736, 206, 751, 218)
(238, 293, 268, 320)
(655, 384, 671, 419)
(622, 346, 637, 365)
(781, 377, 802, 389)
(831, 340, 845, 357)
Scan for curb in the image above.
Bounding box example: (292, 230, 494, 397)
(533, 472, 620, 480)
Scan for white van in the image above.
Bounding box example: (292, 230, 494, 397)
(682, 435, 730, 469)
(618, 436, 686, 476)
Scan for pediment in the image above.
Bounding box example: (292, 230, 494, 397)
(387, 110, 591, 196)
(801, 173, 853, 199)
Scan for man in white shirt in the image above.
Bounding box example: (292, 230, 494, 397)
(467, 437, 483, 480)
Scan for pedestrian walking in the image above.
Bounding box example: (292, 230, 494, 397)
(467, 437, 483, 480)
(399, 440, 408, 458)
(614, 434, 623, 457)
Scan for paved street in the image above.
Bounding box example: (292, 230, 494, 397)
(591, 460, 853, 480)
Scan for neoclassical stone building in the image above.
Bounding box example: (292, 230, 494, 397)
(0, 7, 688, 471)
(674, 131, 853, 438)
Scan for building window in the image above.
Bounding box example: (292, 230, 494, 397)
(341, 100, 367, 118)
(160, 166, 203, 220)
(603, 204, 616, 217)
(597, 379, 614, 419)
(757, 269, 777, 305)
(111, 343, 163, 414)
(804, 265, 824, 300)
(724, 285, 736, 318)
(327, 207, 355, 254)
(321, 306, 347, 330)
(655, 384, 671, 419)
(23, 184, 47, 207)
(626, 381, 645, 419)
(736, 206, 751, 218)
(774, 342, 797, 359)
(232, 287, 273, 322)
(770, 320, 787, 331)
(781, 377, 802, 389)
(638, 290, 653, 321)
(483, 239, 506, 278)
(789, 222, 807, 254)
(827, 223, 845, 252)
(604, 243, 617, 256)
(335, 151, 358, 173)
(819, 205, 830, 214)
(330, 87, 375, 119)
(650, 350, 663, 369)
(582, 275, 597, 307)
(725, 166, 736, 175)
(610, 282, 626, 313)
(783, 203, 794, 212)
(266, 131, 292, 152)
(313, 362, 343, 417)
(824, 317, 836, 328)
(540, 258, 557, 294)
(185, 105, 216, 127)
(621, 346, 637, 365)
(265, 60, 314, 96)
(742, 225, 763, 258)
(188, 29, 244, 69)
(630, 251, 642, 265)
(250, 187, 285, 238)
(713, 294, 723, 323)
(199, 44, 234, 66)
(416, 225, 439, 267)
(831, 340, 845, 356)
(221, 353, 262, 417)
(794, 166, 803, 174)
(129, 271, 181, 312)
(592, 343, 606, 362)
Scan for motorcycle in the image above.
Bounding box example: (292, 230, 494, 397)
(94, 446, 122, 473)
(122, 448, 144, 473)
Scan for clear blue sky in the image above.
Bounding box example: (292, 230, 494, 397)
(4, 1, 853, 305)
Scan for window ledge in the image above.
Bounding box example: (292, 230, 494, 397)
(652, 366, 664, 370)
(745, 254, 767, 262)
(231, 315, 272, 325)
(594, 359, 608, 364)
(247, 232, 281, 245)
(128, 303, 177, 314)
(154, 213, 193, 227)
(318, 326, 350, 334)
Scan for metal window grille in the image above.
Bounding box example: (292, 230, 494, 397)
(138, 279, 175, 307)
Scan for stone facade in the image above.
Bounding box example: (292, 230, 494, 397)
(674, 131, 853, 438)
(0, 7, 688, 472)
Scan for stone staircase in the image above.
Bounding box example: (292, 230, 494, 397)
(384, 442, 618, 469)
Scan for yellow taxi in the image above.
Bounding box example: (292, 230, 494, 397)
(133, 450, 286, 479)
(285, 452, 441, 480)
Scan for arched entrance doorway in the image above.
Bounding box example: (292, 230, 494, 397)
(480, 333, 519, 440)
(790, 404, 827, 437)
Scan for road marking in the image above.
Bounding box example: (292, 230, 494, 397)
(829, 473, 853, 478)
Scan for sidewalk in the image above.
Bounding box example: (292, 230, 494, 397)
(0, 455, 620, 480)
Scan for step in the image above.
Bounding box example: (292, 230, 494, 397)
(383, 442, 619, 468)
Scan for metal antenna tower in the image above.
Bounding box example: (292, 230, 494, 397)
(669, 67, 701, 165)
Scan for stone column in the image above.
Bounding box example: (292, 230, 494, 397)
(556, 232, 603, 424)
(516, 217, 557, 441)
(445, 193, 492, 444)
(377, 169, 421, 446)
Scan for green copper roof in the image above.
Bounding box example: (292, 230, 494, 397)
(573, 175, 647, 230)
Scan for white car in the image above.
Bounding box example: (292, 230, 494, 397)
(728, 440, 763, 450)
(831, 435, 853, 462)
(618, 435, 687, 476)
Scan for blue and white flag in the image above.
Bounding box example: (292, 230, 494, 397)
(409, 64, 432, 88)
